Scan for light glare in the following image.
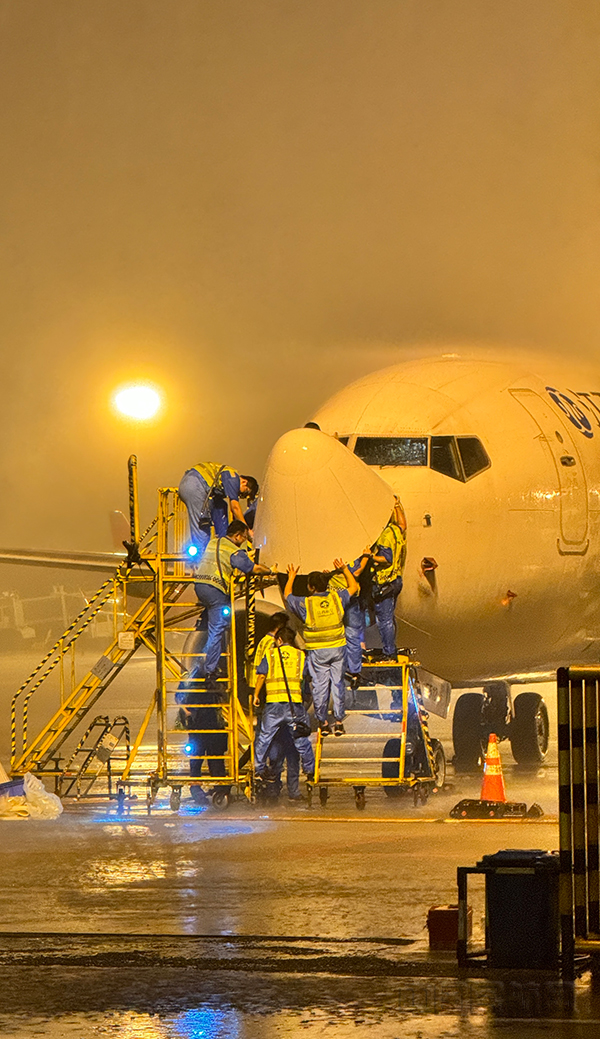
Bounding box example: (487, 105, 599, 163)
(113, 384, 162, 421)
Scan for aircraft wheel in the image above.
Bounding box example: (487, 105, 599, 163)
(430, 739, 446, 791)
(382, 737, 403, 797)
(510, 693, 549, 765)
(452, 693, 485, 772)
(319, 786, 329, 807)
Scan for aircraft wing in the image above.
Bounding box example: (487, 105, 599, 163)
(0, 548, 127, 572)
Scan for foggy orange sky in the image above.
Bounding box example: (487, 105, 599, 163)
(1, 0, 600, 566)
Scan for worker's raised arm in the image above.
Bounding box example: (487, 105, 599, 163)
(284, 564, 299, 600)
(252, 562, 272, 576)
(333, 558, 359, 597)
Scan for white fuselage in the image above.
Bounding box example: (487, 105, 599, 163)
(311, 353, 600, 684)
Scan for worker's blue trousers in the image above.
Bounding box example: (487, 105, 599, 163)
(307, 647, 346, 722)
(194, 583, 230, 675)
(254, 703, 314, 778)
(373, 577, 403, 656)
(344, 599, 365, 674)
(268, 729, 314, 795)
(179, 470, 229, 550)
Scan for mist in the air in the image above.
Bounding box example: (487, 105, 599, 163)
(1, 0, 600, 595)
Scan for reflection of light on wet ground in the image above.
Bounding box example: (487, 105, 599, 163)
(84, 857, 169, 886)
(169, 1008, 240, 1038)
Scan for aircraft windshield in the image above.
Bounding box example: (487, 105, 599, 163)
(354, 437, 428, 466)
(353, 435, 490, 481)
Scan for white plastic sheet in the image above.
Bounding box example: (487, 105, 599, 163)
(0, 767, 63, 820)
(23, 773, 63, 819)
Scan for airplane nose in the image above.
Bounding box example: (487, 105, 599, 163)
(253, 428, 395, 571)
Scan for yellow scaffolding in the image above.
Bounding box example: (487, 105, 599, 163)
(10, 459, 255, 811)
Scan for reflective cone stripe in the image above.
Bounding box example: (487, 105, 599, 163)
(480, 734, 506, 803)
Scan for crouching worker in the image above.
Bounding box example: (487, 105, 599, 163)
(253, 628, 315, 791)
(179, 462, 258, 552)
(194, 520, 273, 686)
(285, 560, 359, 736)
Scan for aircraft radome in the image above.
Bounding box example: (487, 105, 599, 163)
(255, 349, 600, 770)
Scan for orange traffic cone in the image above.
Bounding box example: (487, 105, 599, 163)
(480, 734, 506, 802)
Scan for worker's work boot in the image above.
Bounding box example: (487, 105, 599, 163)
(334, 722, 346, 737)
(319, 721, 332, 737)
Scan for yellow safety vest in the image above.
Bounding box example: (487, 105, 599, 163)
(264, 644, 304, 703)
(304, 591, 345, 649)
(192, 462, 239, 497)
(250, 633, 275, 687)
(194, 536, 241, 594)
(372, 522, 407, 587)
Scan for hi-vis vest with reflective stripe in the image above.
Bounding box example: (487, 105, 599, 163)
(265, 644, 304, 703)
(304, 591, 345, 649)
(250, 632, 275, 687)
(194, 536, 238, 594)
(372, 522, 407, 587)
(192, 462, 238, 497)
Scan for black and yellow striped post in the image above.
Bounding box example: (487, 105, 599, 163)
(570, 672, 587, 940)
(558, 666, 574, 977)
(584, 675, 600, 936)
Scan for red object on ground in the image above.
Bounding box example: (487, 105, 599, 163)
(427, 904, 472, 950)
(480, 733, 507, 803)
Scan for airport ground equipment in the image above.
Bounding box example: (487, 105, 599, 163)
(457, 850, 560, 970)
(557, 665, 600, 978)
(9, 457, 256, 809)
(57, 715, 131, 799)
(311, 655, 446, 811)
(452, 681, 550, 772)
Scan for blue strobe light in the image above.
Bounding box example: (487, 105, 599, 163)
(187, 545, 199, 557)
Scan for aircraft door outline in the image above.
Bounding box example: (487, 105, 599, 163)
(509, 388, 589, 554)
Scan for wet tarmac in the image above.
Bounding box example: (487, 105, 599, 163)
(1, 653, 589, 1035)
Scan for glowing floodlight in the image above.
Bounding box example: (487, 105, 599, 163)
(187, 545, 199, 557)
(113, 384, 162, 421)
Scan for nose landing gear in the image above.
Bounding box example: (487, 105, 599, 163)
(452, 683, 549, 771)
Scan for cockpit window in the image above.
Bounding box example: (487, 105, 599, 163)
(352, 434, 491, 482)
(354, 437, 428, 467)
(457, 437, 491, 479)
(430, 436, 462, 481)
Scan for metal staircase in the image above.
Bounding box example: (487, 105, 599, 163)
(9, 457, 256, 807)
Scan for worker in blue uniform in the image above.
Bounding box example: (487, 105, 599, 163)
(253, 627, 315, 786)
(370, 501, 407, 660)
(193, 520, 273, 684)
(179, 462, 258, 551)
(328, 549, 371, 684)
(284, 559, 359, 736)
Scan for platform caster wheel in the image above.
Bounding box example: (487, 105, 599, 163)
(212, 789, 230, 810)
(319, 786, 329, 807)
(116, 787, 126, 815)
(170, 787, 182, 812)
(354, 786, 366, 811)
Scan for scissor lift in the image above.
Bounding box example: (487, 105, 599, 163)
(312, 655, 443, 810)
(9, 458, 255, 811)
